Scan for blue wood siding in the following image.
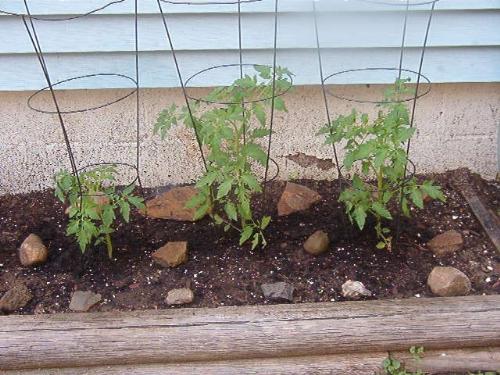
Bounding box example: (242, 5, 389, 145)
(0, 0, 499, 91)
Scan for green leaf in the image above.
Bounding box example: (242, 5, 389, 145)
(224, 202, 238, 222)
(119, 200, 131, 222)
(194, 202, 210, 221)
(197, 171, 218, 188)
(241, 174, 261, 192)
(244, 143, 268, 166)
(239, 225, 254, 246)
(376, 241, 386, 249)
(261, 216, 271, 230)
(127, 195, 144, 209)
(217, 179, 233, 200)
(421, 181, 446, 202)
(253, 105, 266, 126)
(251, 233, 260, 250)
(101, 206, 115, 227)
(273, 97, 287, 112)
(354, 206, 367, 230)
(371, 202, 392, 220)
(410, 188, 424, 209)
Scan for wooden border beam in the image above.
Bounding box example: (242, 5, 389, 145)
(1, 295, 500, 372)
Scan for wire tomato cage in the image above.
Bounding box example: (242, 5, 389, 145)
(156, 0, 292, 187)
(312, 0, 439, 237)
(0, 0, 143, 198)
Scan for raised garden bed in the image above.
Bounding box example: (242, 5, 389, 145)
(0, 169, 498, 314)
(1, 295, 499, 373)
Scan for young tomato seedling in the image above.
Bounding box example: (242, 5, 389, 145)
(319, 79, 445, 250)
(55, 165, 144, 258)
(154, 65, 292, 249)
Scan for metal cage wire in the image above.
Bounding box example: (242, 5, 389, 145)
(156, 0, 285, 187)
(0, 0, 144, 199)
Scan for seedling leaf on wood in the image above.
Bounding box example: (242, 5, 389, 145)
(319, 79, 445, 250)
(55, 165, 144, 258)
(155, 65, 292, 248)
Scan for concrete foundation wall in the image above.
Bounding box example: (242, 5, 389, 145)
(0, 83, 498, 194)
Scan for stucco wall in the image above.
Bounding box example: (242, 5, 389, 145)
(0, 83, 498, 194)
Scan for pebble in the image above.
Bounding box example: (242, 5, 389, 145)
(69, 291, 102, 312)
(341, 280, 372, 300)
(427, 266, 471, 297)
(19, 234, 48, 267)
(261, 282, 294, 302)
(166, 288, 194, 305)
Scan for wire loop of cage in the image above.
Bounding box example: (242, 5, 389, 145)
(16, 0, 143, 202)
(313, 0, 438, 243)
(0, 0, 127, 21)
(323, 67, 432, 104)
(183, 63, 293, 105)
(156, 0, 282, 193)
(27, 73, 138, 115)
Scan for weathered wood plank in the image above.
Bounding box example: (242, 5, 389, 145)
(395, 348, 500, 373)
(2, 353, 387, 374)
(0, 295, 499, 371)
(6, 349, 500, 374)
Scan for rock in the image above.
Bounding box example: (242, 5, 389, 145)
(166, 288, 194, 305)
(19, 234, 48, 267)
(144, 186, 203, 221)
(341, 280, 372, 299)
(427, 230, 463, 257)
(69, 291, 102, 312)
(304, 230, 330, 255)
(427, 266, 471, 297)
(152, 241, 188, 268)
(0, 283, 32, 313)
(277, 182, 321, 216)
(261, 282, 294, 302)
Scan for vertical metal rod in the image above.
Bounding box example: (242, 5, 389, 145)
(156, 0, 208, 172)
(238, 0, 247, 146)
(405, 1, 436, 171)
(397, 0, 410, 80)
(21, 1, 82, 196)
(396, 1, 436, 242)
(134, 0, 144, 194)
(312, 1, 342, 182)
(263, 0, 279, 192)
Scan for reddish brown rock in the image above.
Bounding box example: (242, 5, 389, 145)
(277, 182, 321, 216)
(427, 266, 471, 297)
(19, 234, 48, 267)
(144, 186, 203, 221)
(152, 241, 188, 268)
(427, 230, 463, 257)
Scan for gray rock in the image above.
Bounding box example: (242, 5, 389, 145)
(304, 230, 330, 255)
(427, 266, 471, 297)
(166, 288, 194, 305)
(69, 291, 102, 312)
(342, 280, 372, 299)
(0, 283, 32, 313)
(261, 282, 294, 302)
(427, 230, 463, 257)
(19, 234, 48, 267)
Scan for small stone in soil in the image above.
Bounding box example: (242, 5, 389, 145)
(427, 230, 463, 257)
(0, 283, 33, 313)
(427, 266, 471, 297)
(341, 280, 372, 299)
(69, 291, 102, 312)
(19, 233, 48, 267)
(143, 186, 203, 221)
(152, 241, 188, 268)
(277, 182, 321, 216)
(166, 288, 194, 305)
(261, 282, 294, 302)
(304, 230, 330, 255)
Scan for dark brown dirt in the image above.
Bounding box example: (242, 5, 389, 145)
(0, 169, 499, 315)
